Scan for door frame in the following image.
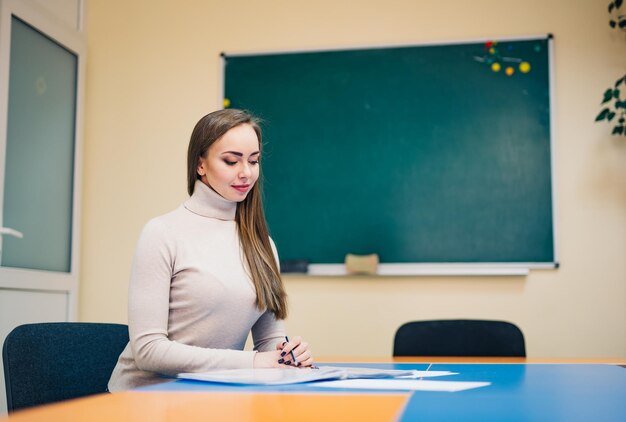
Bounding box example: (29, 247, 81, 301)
(0, 0, 85, 321)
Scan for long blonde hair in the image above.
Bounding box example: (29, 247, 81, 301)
(187, 109, 287, 319)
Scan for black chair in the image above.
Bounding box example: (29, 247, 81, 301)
(393, 319, 526, 357)
(3, 322, 129, 412)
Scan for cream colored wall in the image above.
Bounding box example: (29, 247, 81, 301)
(82, 0, 626, 358)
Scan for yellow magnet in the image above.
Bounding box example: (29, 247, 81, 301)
(519, 62, 531, 73)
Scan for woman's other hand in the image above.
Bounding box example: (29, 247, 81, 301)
(253, 350, 286, 368)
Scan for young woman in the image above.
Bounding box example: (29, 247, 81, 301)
(108, 109, 313, 391)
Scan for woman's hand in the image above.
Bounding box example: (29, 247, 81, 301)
(253, 350, 286, 368)
(276, 336, 314, 368)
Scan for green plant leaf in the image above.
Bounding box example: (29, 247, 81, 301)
(616, 100, 626, 109)
(609, 2, 615, 13)
(608, 112, 616, 121)
(619, 19, 626, 28)
(610, 20, 616, 28)
(614, 89, 621, 98)
(616, 0, 623, 9)
(603, 89, 614, 103)
(611, 125, 624, 135)
(619, 117, 625, 123)
(615, 75, 625, 87)
(596, 108, 610, 121)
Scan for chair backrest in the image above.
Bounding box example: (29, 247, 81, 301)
(393, 319, 526, 357)
(3, 322, 129, 412)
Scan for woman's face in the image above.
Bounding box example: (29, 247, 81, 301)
(197, 123, 260, 202)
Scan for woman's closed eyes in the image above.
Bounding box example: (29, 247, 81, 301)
(223, 159, 259, 166)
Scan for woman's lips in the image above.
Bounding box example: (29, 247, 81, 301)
(232, 185, 250, 193)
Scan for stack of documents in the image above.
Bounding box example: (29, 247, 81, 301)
(177, 366, 490, 392)
(178, 367, 346, 385)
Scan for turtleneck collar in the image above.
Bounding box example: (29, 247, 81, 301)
(184, 180, 237, 221)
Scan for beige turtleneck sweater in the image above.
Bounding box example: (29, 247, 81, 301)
(108, 181, 285, 391)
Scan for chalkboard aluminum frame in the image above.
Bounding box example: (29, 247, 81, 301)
(220, 35, 558, 276)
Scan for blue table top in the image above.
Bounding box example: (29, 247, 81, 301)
(138, 363, 626, 421)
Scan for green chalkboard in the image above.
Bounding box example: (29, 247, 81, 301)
(223, 37, 555, 265)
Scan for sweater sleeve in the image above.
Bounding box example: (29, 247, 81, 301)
(251, 312, 286, 352)
(251, 237, 287, 352)
(127, 218, 255, 376)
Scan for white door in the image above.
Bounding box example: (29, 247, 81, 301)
(0, 0, 84, 414)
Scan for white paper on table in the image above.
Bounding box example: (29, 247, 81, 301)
(319, 366, 457, 379)
(312, 378, 491, 392)
(401, 371, 457, 378)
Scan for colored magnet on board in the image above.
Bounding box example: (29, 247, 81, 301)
(505, 67, 514, 76)
(223, 98, 231, 108)
(491, 62, 501, 72)
(519, 62, 531, 73)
